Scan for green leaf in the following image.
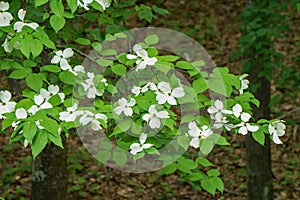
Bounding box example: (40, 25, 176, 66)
(113, 151, 127, 167)
(196, 158, 214, 167)
(111, 64, 127, 76)
(75, 37, 91, 45)
(20, 37, 31, 58)
(211, 177, 224, 193)
(177, 135, 189, 149)
(96, 59, 113, 67)
(136, 5, 154, 23)
(66, 0, 78, 13)
(32, 131, 48, 159)
(35, 0, 49, 7)
(48, 133, 63, 148)
(50, 15, 65, 33)
(200, 139, 214, 155)
(117, 120, 132, 132)
(192, 78, 207, 94)
(50, 0, 64, 18)
(157, 55, 179, 62)
(26, 74, 43, 92)
(59, 71, 75, 85)
(41, 65, 61, 72)
(252, 129, 265, 146)
(145, 34, 159, 45)
(152, 5, 169, 15)
(40, 118, 59, 135)
(201, 178, 216, 195)
(215, 135, 230, 146)
(184, 173, 203, 181)
(256, 28, 267, 37)
(30, 39, 43, 58)
(9, 68, 31, 79)
(23, 121, 37, 143)
(207, 169, 220, 177)
(176, 61, 195, 69)
(161, 163, 177, 175)
(96, 151, 111, 163)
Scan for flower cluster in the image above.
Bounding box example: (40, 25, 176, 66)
(127, 44, 158, 71)
(0, 90, 16, 119)
(77, 0, 111, 11)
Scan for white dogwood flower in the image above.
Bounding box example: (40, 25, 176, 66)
(81, 72, 106, 98)
(114, 98, 136, 116)
(15, 108, 27, 119)
(155, 82, 185, 105)
(51, 48, 74, 71)
(188, 122, 213, 148)
(208, 100, 232, 117)
(268, 120, 286, 144)
(59, 103, 84, 122)
(0, 1, 13, 27)
(0, 90, 16, 118)
(1, 35, 19, 53)
(130, 133, 153, 155)
(127, 44, 157, 71)
(79, 110, 107, 131)
(131, 82, 157, 96)
(71, 65, 85, 76)
(40, 85, 65, 102)
(235, 114, 259, 135)
(28, 94, 52, 115)
(14, 9, 39, 32)
(232, 104, 251, 122)
(239, 74, 249, 94)
(142, 105, 169, 129)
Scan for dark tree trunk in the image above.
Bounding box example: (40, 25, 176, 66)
(31, 136, 68, 200)
(246, 67, 273, 200)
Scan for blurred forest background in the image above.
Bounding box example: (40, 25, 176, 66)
(0, 0, 299, 199)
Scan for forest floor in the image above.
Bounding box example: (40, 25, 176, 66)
(1, 0, 300, 199)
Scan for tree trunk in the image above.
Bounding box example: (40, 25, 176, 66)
(31, 136, 68, 200)
(246, 67, 273, 200)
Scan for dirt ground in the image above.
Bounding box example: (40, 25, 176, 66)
(0, 0, 299, 199)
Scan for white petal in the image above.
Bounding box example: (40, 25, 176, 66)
(139, 133, 147, 144)
(16, 108, 27, 119)
(124, 107, 133, 116)
(0, 90, 11, 102)
(241, 113, 251, 122)
(156, 93, 168, 104)
(114, 106, 124, 115)
(126, 54, 138, 60)
(238, 126, 248, 135)
(6, 102, 16, 112)
(26, 22, 39, 30)
(246, 123, 259, 132)
(272, 133, 283, 144)
(28, 105, 39, 115)
(118, 98, 127, 107)
(79, 115, 92, 126)
(34, 95, 44, 105)
(40, 88, 50, 99)
(136, 61, 147, 71)
(131, 86, 141, 96)
(51, 55, 61, 64)
(156, 111, 169, 119)
(142, 143, 153, 149)
(0, 2, 9, 11)
(48, 85, 59, 94)
(149, 117, 161, 129)
(18, 9, 26, 21)
(95, 113, 107, 121)
(268, 124, 275, 134)
(136, 49, 148, 58)
(59, 112, 69, 121)
(0, 12, 13, 27)
(214, 100, 224, 109)
(148, 105, 157, 115)
(63, 48, 74, 58)
(130, 143, 142, 155)
(41, 102, 53, 109)
(172, 87, 185, 98)
(166, 96, 177, 105)
(74, 65, 85, 72)
(60, 59, 72, 70)
(14, 21, 25, 32)
(24, 139, 29, 148)
(157, 82, 171, 93)
(142, 114, 151, 122)
(207, 106, 217, 114)
(91, 120, 101, 131)
(145, 57, 157, 65)
(232, 104, 242, 117)
(128, 98, 136, 106)
(190, 137, 200, 148)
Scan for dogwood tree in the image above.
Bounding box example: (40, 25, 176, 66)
(0, 0, 286, 198)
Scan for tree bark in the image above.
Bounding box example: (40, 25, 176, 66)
(31, 136, 68, 200)
(246, 67, 273, 200)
